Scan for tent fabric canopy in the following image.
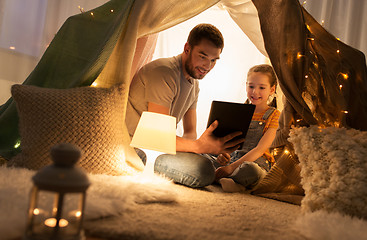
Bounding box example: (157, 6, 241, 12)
(0, 0, 366, 173)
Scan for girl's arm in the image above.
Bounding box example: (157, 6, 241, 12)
(215, 127, 277, 179)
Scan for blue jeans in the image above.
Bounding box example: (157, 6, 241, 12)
(154, 152, 215, 188)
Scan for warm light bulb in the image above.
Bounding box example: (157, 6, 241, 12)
(44, 218, 68, 228)
(110, 9, 114, 13)
(284, 149, 290, 154)
(9, 46, 15, 50)
(90, 12, 94, 16)
(14, 141, 20, 148)
(341, 73, 348, 79)
(297, 52, 303, 59)
(68, 210, 83, 219)
(75, 211, 81, 217)
(305, 75, 309, 78)
(339, 84, 343, 90)
(342, 110, 348, 114)
(78, 6, 84, 12)
(33, 208, 40, 215)
(336, 49, 340, 53)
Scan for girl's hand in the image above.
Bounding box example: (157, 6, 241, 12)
(217, 153, 231, 166)
(215, 164, 236, 180)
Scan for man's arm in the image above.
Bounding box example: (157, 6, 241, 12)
(181, 108, 197, 140)
(148, 102, 243, 155)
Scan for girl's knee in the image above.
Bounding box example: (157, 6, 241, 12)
(232, 162, 265, 187)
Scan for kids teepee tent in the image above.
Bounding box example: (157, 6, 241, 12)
(0, 0, 366, 182)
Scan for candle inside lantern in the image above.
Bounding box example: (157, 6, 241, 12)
(44, 218, 69, 228)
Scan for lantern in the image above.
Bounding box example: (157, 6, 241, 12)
(24, 143, 90, 240)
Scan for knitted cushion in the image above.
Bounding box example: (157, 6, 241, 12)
(9, 84, 138, 175)
(288, 126, 367, 220)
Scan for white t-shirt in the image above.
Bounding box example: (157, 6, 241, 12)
(126, 54, 200, 136)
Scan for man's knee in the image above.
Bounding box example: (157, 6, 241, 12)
(154, 152, 215, 188)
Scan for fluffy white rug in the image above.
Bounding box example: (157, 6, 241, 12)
(82, 182, 367, 240)
(295, 210, 367, 240)
(0, 166, 177, 239)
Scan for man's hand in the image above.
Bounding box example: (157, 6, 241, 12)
(217, 153, 231, 166)
(195, 120, 244, 154)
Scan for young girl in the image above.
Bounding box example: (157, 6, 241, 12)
(213, 64, 280, 192)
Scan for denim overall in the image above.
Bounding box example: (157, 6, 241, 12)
(219, 107, 276, 188)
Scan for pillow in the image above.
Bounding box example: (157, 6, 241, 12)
(9, 84, 144, 175)
(288, 126, 367, 220)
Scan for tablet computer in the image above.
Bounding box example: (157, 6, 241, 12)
(207, 100, 255, 139)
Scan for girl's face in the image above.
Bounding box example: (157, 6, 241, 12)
(246, 72, 275, 107)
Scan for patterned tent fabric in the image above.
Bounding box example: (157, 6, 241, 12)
(251, 0, 367, 203)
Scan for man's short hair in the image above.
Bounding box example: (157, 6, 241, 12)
(187, 23, 224, 50)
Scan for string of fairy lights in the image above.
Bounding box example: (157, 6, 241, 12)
(270, 0, 353, 161)
(78, 4, 115, 88)
(295, 0, 350, 128)
(78, 5, 114, 15)
(81, 0, 351, 125)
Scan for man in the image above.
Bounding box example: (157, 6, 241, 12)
(126, 24, 243, 187)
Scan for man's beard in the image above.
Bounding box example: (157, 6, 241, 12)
(184, 53, 205, 79)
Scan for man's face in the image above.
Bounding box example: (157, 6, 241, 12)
(184, 39, 222, 79)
